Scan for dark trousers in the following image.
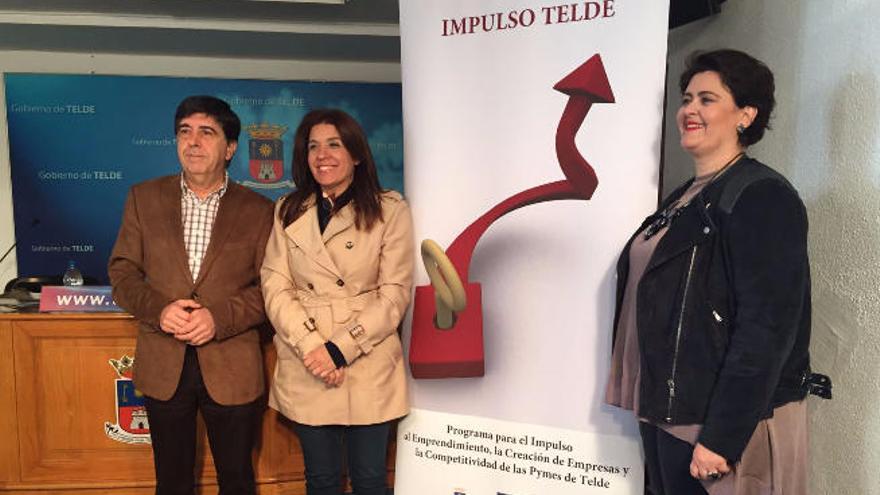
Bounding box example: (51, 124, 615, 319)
(639, 422, 708, 495)
(293, 421, 393, 495)
(144, 346, 260, 495)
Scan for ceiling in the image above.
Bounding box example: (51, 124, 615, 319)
(0, 1, 727, 64)
(0, 0, 401, 62)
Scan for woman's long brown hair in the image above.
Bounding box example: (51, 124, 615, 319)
(279, 109, 384, 231)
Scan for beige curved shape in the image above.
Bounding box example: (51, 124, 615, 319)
(421, 239, 467, 329)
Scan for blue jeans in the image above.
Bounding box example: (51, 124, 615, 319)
(293, 421, 393, 495)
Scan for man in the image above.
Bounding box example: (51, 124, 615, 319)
(109, 95, 273, 495)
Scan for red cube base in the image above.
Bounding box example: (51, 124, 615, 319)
(408, 283, 484, 378)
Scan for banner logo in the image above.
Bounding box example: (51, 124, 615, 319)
(409, 54, 615, 379)
(103, 355, 151, 444)
(241, 123, 295, 190)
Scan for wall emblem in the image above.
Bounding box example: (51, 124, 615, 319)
(240, 123, 295, 190)
(103, 355, 151, 444)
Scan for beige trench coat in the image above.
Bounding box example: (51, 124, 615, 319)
(261, 191, 413, 425)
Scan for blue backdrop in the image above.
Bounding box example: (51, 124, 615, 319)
(4, 74, 403, 283)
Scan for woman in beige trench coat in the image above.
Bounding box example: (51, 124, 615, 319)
(261, 109, 413, 495)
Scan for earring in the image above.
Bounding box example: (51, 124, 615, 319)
(736, 123, 746, 135)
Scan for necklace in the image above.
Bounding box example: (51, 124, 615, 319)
(643, 152, 744, 240)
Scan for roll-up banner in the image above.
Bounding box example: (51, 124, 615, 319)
(398, 1, 669, 494)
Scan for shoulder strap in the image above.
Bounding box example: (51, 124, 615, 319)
(718, 162, 787, 214)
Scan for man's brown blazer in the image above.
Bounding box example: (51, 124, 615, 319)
(109, 175, 273, 405)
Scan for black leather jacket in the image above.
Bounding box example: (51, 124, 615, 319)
(614, 157, 812, 462)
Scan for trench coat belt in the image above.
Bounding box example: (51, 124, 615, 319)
(295, 291, 374, 324)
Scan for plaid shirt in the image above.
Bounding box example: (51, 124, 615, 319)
(180, 173, 228, 281)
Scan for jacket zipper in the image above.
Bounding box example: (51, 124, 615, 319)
(666, 246, 698, 422)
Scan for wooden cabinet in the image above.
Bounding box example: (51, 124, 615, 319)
(0, 313, 394, 494)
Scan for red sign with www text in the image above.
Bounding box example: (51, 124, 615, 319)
(39, 286, 123, 312)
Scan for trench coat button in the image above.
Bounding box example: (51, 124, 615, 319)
(345, 241, 354, 249)
(336, 279, 345, 287)
(307, 283, 314, 290)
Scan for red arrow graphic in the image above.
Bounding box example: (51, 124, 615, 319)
(409, 54, 615, 379)
(444, 54, 615, 282)
(554, 54, 615, 197)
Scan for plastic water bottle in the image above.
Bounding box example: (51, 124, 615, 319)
(62, 260, 84, 286)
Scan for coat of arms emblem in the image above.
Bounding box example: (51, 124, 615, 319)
(103, 354, 151, 444)
(238, 123, 295, 190)
(245, 123, 285, 184)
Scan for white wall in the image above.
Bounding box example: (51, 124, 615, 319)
(663, 1, 880, 493)
(0, 50, 400, 286)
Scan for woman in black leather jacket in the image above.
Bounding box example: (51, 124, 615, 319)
(605, 49, 828, 495)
